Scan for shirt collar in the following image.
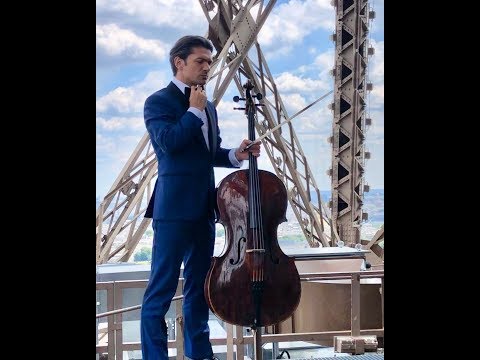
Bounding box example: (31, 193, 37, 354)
(172, 78, 189, 94)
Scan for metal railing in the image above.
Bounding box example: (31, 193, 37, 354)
(96, 269, 384, 359)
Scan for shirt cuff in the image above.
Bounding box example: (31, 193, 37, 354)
(188, 107, 203, 119)
(229, 148, 243, 168)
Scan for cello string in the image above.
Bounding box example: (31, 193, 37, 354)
(253, 123, 261, 282)
(248, 96, 258, 282)
(247, 82, 266, 283)
(252, 106, 264, 282)
(253, 150, 260, 282)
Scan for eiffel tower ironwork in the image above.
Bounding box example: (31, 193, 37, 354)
(96, 0, 376, 264)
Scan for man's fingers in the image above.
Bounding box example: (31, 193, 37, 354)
(243, 141, 257, 151)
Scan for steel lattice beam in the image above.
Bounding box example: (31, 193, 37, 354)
(96, 133, 156, 264)
(329, 0, 373, 246)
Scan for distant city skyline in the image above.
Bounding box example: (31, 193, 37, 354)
(96, 0, 384, 198)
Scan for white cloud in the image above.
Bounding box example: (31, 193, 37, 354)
(366, 110, 384, 136)
(280, 93, 308, 114)
(313, 49, 335, 73)
(216, 100, 252, 133)
(295, 106, 332, 133)
(96, 133, 115, 153)
(369, 84, 384, 109)
(96, 24, 168, 62)
(368, 40, 384, 84)
(114, 135, 146, 163)
(275, 72, 330, 94)
(96, 133, 146, 193)
(96, 70, 168, 114)
(96, 116, 144, 131)
(366, 40, 384, 109)
(367, 137, 384, 146)
(259, 0, 334, 55)
(96, 86, 142, 113)
(363, 107, 384, 157)
(369, 0, 384, 37)
(366, 128, 384, 146)
(96, 0, 205, 31)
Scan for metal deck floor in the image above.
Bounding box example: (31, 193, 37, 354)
(295, 355, 384, 360)
(272, 345, 384, 360)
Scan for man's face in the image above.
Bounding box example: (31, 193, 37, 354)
(176, 47, 212, 86)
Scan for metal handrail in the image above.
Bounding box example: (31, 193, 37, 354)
(95, 270, 383, 319)
(301, 269, 384, 281)
(96, 295, 183, 319)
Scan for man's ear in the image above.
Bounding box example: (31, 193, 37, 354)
(174, 56, 184, 71)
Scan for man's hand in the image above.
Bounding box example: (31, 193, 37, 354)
(235, 139, 261, 161)
(189, 85, 207, 111)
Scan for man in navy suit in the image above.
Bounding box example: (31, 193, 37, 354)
(141, 35, 260, 360)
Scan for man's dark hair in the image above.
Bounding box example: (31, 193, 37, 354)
(169, 35, 214, 75)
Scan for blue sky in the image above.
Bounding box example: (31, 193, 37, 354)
(96, 0, 384, 199)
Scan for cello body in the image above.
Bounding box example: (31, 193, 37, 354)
(204, 80, 301, 327)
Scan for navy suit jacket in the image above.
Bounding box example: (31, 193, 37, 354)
(144, 81, 239, 221)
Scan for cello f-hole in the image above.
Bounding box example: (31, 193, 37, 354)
(229, 236, 246, 265)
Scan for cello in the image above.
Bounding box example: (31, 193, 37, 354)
(204, 79, 301, 330)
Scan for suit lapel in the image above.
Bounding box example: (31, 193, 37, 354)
(205, 103, 217, 159)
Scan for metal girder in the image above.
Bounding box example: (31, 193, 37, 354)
(199, 0, 276, 104)
(199, 0, 330, 247)
(364, 224, 383, 260)
(330, 0, 372, 246)
(96, 133, 156, 264)
(96, 0, 340, 263)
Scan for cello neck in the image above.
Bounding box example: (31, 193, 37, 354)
(244, 81, 261, 230)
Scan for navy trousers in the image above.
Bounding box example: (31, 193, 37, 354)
(141, 218, 215, 360)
